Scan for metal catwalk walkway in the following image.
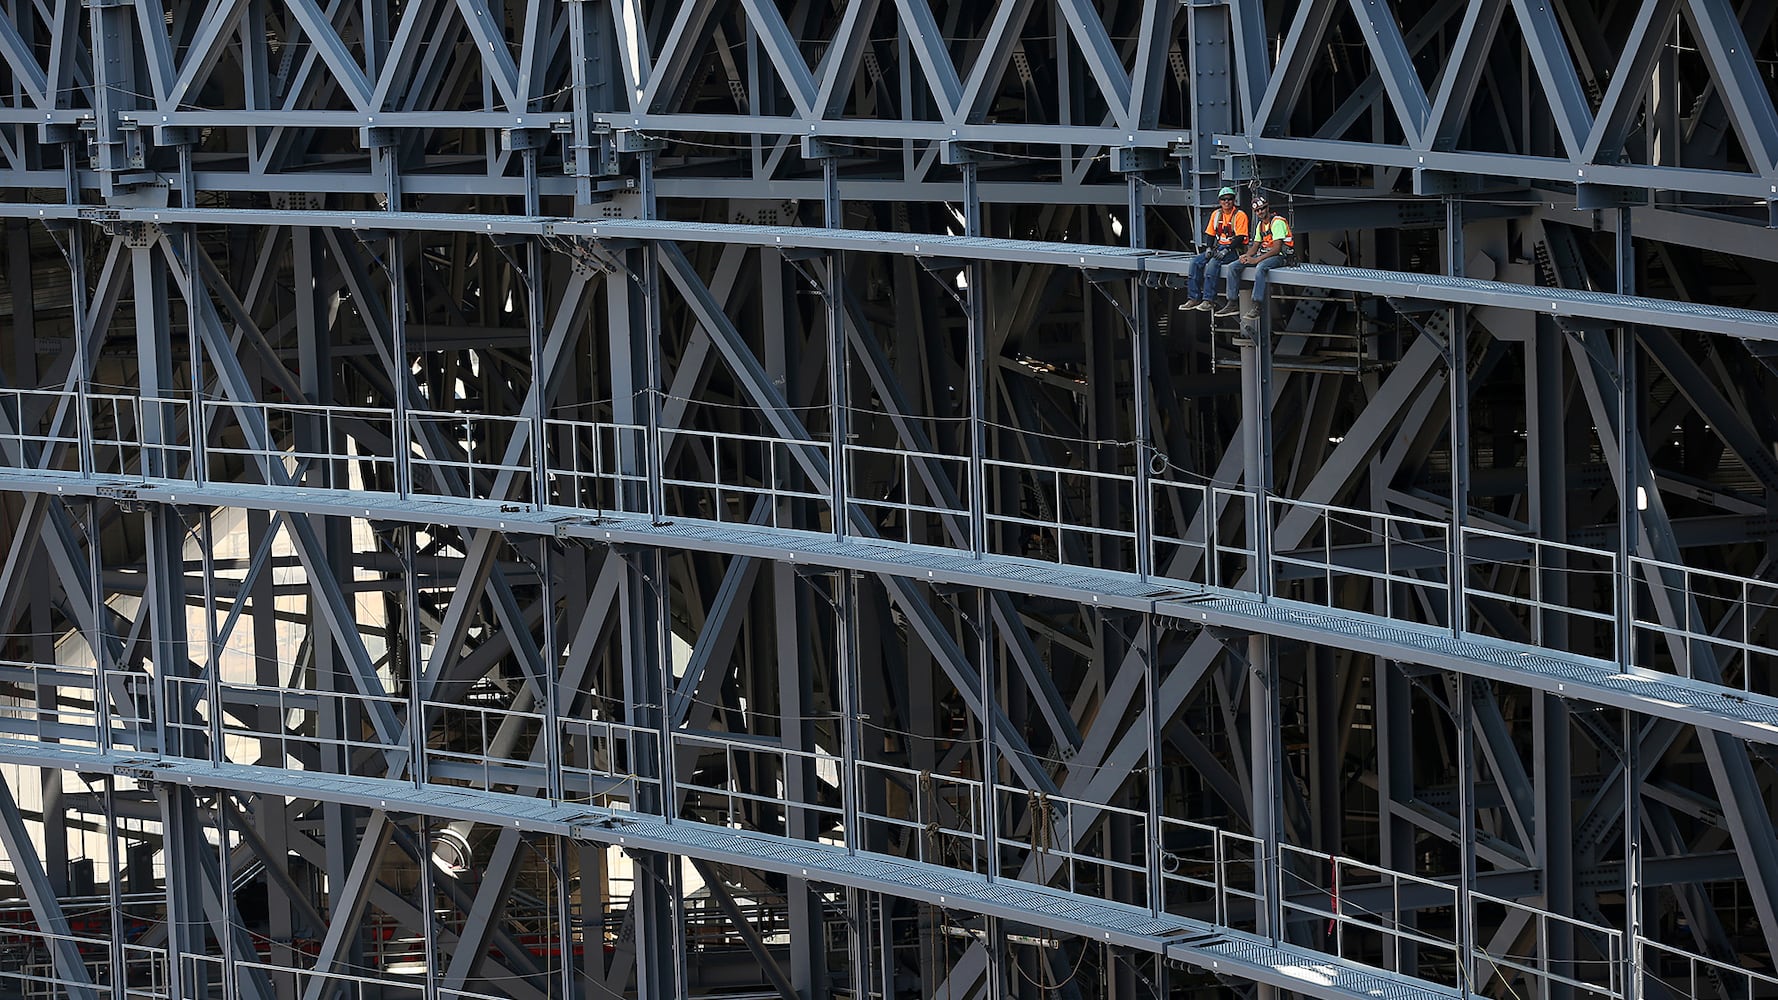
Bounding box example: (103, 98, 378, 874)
(0, 736, 1453, 1000)
(26, 204, 1778, 343)
(6, 469, 1776, 746)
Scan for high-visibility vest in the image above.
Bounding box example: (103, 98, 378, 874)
(1205, 208, 1249, 248)
(1259, 215, 1294, 253)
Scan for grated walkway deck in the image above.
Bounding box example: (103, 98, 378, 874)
(0, 737, 1456, 1000)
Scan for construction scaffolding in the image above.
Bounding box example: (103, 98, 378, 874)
(2, 1, 1778, 998)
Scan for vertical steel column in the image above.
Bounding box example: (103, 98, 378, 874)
(1144, 616, 1164, 916)
(825, 155, 848, 541)
(1446, 198, 1469, 634)
(1623, 709, 1642, 1000)
(389, 233, 411, 498)
(85, 0, 138, 197)
(776, 562, 827, 999)
(622, 539, 683, 1000)
(564, 0, 603, 205)
(540, 538, 563, 802)
(1614, 207, 1637, 666)
(200, 515, 221, 766)
(132, 244, 173, 481)
(1456, 679, 1477, 996)
(418, 814, 439, 1000)
(1530, 292, 1575, 994)
(963, 161, 988, 557)
(1448, 198, 1478, 997)
(978, 587, 999, 882)
(1615, 206, 1643, 1000)
(216, 794, 238, 1000)
(524, 147, 549, 510)
(1535, 684, 1575, 1000)
(178, 143, 205, 486)
(1247, 636, 1282, 948)
(104, 777, 125, 1000)
(837, 567, 861, 852)
(1241, 289, 1274, 591)
(158, 784, 207, 1000)
(246, 512, 294, 982)
(1128, 175, 1154, 579)
(403, 525, 425, 787)
(1240, 295, 1282, 952)
(88, 500, 111, 751)
(134, 253, 185, 955)
(1185, 1, 1236, 216)
(555, 833, 576, 1000)
(984, 914, 1004, 1000)
(62, 154, 95, 477)
(846, 887, 869, 1000)
(638, 150, 668, 524)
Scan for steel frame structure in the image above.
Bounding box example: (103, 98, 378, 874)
(3, 1, 1778, 998)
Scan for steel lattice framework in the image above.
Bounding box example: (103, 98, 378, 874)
(4, 1, 1778, 998)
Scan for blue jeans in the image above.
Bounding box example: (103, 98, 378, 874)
(1187, 246, 1238, 299)
(1223, 255, 1290, 303)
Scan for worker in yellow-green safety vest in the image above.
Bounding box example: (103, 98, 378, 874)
(1216, 196, 1296, 318)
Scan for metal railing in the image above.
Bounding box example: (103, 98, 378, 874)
(1268, 496, 1451, 627)
(1463, 526, 1619, 658)
(673, 731, 845, 841)
(203, 399, 398, 491)
(2, 925, 111, 1000)
(423, 698, 550, 794)
(161, 677, 407, 776)
(661, 428, 831, 530)
(409, 409, 532, 502)
(996, 787, 1151, 906)
(1157, 819, 1266, 934)
(1638, 935, 1778, 1000)
(1150, 482, 1257, 588)
(1631, 555, 1778, 697)
(844, 442, 970, 545)
(0, 386, 81, 475)
(231, 959, 424, 1000)
(88, 393, 193, 481)
(1469, 890, 1623, 1000)
(559, 717, 660, 811)
(1277, 843, 1461, 988)
(0, 660, 101, 747)
(544, 418, 649, 514)
(107, 670, 158, 753)
(854, 760, 986, 874)
(985, 458, 1139, 568)
(115, 945, 225, 1000)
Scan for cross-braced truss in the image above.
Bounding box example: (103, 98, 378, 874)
(3, 1, 1778, 999)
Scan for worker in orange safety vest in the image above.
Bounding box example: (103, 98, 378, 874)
(1181, 186, 1249, 311)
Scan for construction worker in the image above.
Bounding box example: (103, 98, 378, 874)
(1181, 187, 1248, 311)
(1217, 196, 1295, 318)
